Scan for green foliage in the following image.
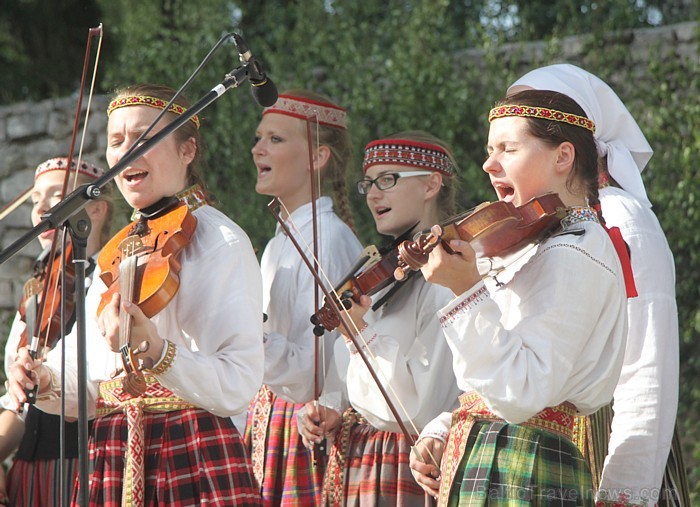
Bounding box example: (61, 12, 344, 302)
(0, 0, 106, 104)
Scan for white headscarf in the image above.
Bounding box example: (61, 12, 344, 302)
(509, 64, 653, 208)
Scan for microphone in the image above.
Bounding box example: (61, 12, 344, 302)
(233, 34, 278, 107)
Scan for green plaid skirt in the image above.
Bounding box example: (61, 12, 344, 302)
(446, 421, 594, 506)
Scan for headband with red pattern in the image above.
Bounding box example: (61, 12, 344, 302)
(35, 157, 103, 181)
(263, 94, 347, 129)
(362, 139, 454, 176)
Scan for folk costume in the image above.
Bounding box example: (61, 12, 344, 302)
(320, 139, 461, 507)
(511, 64, 689, 507)
(0, 157, 103, 507)
(421, 107, 628, 506)
(245, 94, 363, 506)
(35, 98, 264, 507)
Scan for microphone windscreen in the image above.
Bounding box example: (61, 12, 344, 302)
(252, 79, 278, 107)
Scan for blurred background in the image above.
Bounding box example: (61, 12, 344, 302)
(1, 0, 698, 499)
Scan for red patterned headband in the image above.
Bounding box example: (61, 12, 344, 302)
(35, 157, 103, 181)
(108, 95, 200, 129)
(489, 104, 595, 133)
(363, 139, 455, 176)
(263, 94, 347, 129)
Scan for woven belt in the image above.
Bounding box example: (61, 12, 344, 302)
(97, 374, 195, 507)
(438, 391, 577, 507)
(322, 408, 368, 507)
(248, 384, 274, 490)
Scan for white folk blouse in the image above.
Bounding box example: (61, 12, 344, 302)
(37, 204, 265, 419)
(597, 186, 679, 505)
(328, 274, 461, 434)
(260, 197, 362, 403)
(423, 208, 627, 437)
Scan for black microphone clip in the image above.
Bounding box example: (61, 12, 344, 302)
(232, 33, 278, 106)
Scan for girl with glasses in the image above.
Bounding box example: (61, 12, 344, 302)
(300, 131, 462, 506)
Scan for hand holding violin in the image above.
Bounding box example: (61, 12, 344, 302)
(6, 347, 50, 411)
(98, 293, 164, 369)
(420, 239, 481, 296)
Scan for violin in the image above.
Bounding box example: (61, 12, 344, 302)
(310, 244, 404, 334)
(16, 243, 76, 407)
(97, 198, 196, 397)
(394, 193, 568, 280)
(19, 242, 76, 352)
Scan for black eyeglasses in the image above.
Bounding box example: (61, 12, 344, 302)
(356, 171, 433, 195)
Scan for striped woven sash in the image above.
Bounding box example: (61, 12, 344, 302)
(322, 408, 368, 507)
(97, 374, 195, 507)
(248, 384, 275, 490)
(438, 391, 577, 507)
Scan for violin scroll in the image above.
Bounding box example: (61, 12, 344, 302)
(394, 225, 444, 281)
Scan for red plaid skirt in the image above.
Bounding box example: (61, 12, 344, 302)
(245, 385, 322, 506)
(7, 457, 78, 506)
(75, 408, 261, 506)
(323, 409, 427, 507)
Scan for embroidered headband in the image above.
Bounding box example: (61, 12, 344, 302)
(35, 157, 103, 181)
(263, 94, 347, 129)
(108, 95, 200, 129)
(488, 105, 595, 133)
(362, 139, 455, 176)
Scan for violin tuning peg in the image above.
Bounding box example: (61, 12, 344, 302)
(313, 325, 325, 337)
(342, 299, 353, 310)
(310, 314, 320, 326)
(394, 267, 406, 282)
(341, 290, 354, 300)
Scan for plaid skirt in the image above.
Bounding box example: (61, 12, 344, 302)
(7, 457, 78, 507)
(323, 408, 427, 507)
(245, 385, 322, 506)
(441, 392, 593, 507)
(77, 407, 261, 506)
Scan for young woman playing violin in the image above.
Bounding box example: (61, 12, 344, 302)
(246, 90, 362, 505)
(0, 157, 112, 507)
(509, 64, 689, 507)
(6, 84, 264, 506)
(409, 90, 629, 506)
(300, 131, 462, 506)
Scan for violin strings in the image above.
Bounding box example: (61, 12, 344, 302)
(39, 229, 69, 356)
(276, 199, 441, 467)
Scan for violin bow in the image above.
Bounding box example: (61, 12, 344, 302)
(26, 24, 103, 385)
(22, 25, 103, 507)
(305, 112, 327, 463)
(267, 200, 431, 454)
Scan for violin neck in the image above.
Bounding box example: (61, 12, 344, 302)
(118, 253, 138, 351)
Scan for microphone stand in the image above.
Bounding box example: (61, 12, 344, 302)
(0, 61, 257, 506)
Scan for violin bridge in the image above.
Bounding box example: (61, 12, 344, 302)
(118, 236, 148, 258)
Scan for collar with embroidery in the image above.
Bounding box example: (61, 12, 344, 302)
(560, 206, 599, 229)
